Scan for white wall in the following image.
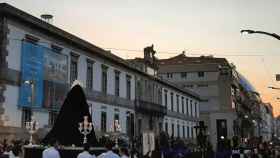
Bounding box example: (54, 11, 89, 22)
(4, 19, 136, 130)
(89, 101, 133, 134)
(161, 71, 219, 83)
(3, 85, 22, 127)
(163, 116, 197, 139)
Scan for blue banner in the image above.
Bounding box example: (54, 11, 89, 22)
(19, 41, 44, 108)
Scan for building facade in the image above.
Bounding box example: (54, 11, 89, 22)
(157, 53, 264, 148)
(0, 3, 136, 140)
(0, 3, 201, 146)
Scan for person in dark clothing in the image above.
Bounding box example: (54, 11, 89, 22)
(151, 140, 161, 158)
(251, 148, 261, 158)
(206, 142, 214, 158)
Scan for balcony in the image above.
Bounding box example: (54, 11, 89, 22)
(135, 99, 167, 116)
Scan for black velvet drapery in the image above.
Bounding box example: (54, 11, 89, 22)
(42, 85, 98, 146)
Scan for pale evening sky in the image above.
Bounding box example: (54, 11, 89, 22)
(2, 0, 280, 115)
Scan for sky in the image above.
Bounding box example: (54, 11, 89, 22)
(2, 0, 280, 115)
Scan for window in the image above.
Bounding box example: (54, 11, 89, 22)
(158, 88, 162, 104)
(21, 107, 32, 127)
(177, 124, 180, 137)
(194, 102, 197, 117)
(86, 59, 94, 90)
(126, 75, 131, 100)
(70, 53, 79, 84)
(101, 65, 108, 94)
(167, 73, 173, 78)
(114, 113, 119, 132)
(138, 119, 142, 135)
(171, 93, 174, 111)
(159, 122, 163, 132)
(171, 123, 174, 136)
(49, 111, 58, 126)
(129, 113, 135, 137)
(149, 117, 153, 130)
(181, 72, 187, 78)
(198, 71, 205, 77)
(187, 126, 190, 138)
(101, 111, 107, 132)
(190, 100, 193, 117)
(114, 113, 119, 121)
(165, 122, 168, 132)
(191, 127, 193, 138)
(164, 90, 168, 106)
(183, 125, 185, 138)
(126, 113, 130, 135)
(115, 71, 120, 96)
(136, 80, 142, 99)
(176, 95, 179, 113)
(194, 102, 199, 117)
(186, 98, 189, 116)
(181, 97, 185, 114)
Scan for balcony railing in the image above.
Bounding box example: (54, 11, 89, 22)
(135, 99, 167, 116)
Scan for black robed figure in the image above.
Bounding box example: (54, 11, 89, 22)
(42, 84, 98, 146)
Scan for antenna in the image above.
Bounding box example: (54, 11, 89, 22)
(40, 14, 53, 24)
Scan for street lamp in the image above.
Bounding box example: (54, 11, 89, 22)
(24, 80, 35, 108)
(268, 86, 280, 90)
(241, 29, 280, 40)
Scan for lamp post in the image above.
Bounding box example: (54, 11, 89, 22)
(24, 80, 35, 108)
(194, 121, 207, 158)
(241, 30, 280, 40)
(25, 116, 39, 145)
(78, 116, 93, 144)
(268, 86, 280, 90)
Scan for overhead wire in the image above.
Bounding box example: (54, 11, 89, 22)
(7, 37, 280, 57)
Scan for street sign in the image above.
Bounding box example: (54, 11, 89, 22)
(276, 74, 280, 81)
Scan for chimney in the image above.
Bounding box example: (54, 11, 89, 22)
(40, 14, 54, 24)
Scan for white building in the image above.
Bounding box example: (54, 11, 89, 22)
(0, 3, 135, 140)
(0, 3, 201, 143)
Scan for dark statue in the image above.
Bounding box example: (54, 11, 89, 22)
(42, 84, 98, 146)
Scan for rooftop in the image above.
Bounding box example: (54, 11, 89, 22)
(159, 52, 229, 66)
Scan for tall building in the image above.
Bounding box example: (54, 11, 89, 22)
(157, 52, 261, 148)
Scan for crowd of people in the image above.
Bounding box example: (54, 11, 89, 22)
(0, 139, 27, 158)
(41, 138, 129, 158)
(214, 138, 280, 158)
(2, 136, 280, 158)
